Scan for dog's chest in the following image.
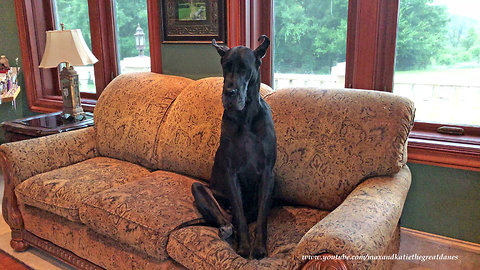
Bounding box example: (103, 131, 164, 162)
(230, 131, 265, 177)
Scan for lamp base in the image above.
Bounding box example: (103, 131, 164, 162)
(61, 113, 86, 122)
(60, 65, 86, 121)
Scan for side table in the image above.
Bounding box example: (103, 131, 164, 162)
(1, 111, 94, 143)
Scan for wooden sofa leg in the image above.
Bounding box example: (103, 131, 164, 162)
(301, 253, 348, 270)
(1, 152, 28, 252)
(10, 229, 29, 251)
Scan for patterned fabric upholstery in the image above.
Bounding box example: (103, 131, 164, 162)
(15, 157, 150, 222)
(79, 170, 203, 259)
(156, 77, 273, 181)
(21, 205, 186, 270)
(290, 167, 411, 270)
(0, 127, 97, 186)
(264, 88, 415, 210)
(166, 206, 330, 270)
(94, 72, 193, 169)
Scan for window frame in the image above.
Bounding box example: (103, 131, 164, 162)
(14, 0, 162, 113)
(238, 0, 480, 171)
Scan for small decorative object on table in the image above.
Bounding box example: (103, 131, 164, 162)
(0, 56, 21, 106)
(39, 24, 98, 121)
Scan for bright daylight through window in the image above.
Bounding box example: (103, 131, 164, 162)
(273, 0, 348, 90)
(54, 0, 96, 94)
(115, 0, 151, 74)
(393, 0, 480, 126)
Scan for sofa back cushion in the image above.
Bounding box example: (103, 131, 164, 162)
(155, 77, 273, 180)
(94, 72, 193, 168)
(265, 88, 415, 210)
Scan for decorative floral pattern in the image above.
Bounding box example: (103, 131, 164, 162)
(290, 167, 411, 270)
(264, 88, 415, 210)
(166, 206, 330, 270)
(15, 157, 150, 222)
(94, 72, 193, 169)
(156, 77, 273, 181)
(79, 170, 203, 260)
(21, 205, 186, 270)
(0, 127, 97, 186)
(3, 75, 415, 270)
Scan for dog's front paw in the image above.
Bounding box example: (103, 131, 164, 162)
(250, 244, 267, 259)
(237, 242, 250, 258)
(218, 223, 233, 240)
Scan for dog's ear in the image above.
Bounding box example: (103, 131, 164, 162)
(254, 35, 270, 59)
(212, 39, 229, 57)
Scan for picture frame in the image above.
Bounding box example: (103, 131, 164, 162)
(161, 0, 226, 43)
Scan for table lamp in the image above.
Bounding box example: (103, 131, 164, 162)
(39, 27, 98, 121)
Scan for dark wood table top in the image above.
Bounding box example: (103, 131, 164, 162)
(1, 111, 94, 138)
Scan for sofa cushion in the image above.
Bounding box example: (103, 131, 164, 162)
(15, 157, 150, 222)
(79, 170, 203, 260)
(265, 88, 415, 210)
(156, 77, 273, 181)
(94, 72, 194, 169)
(166, 206, 329, 270)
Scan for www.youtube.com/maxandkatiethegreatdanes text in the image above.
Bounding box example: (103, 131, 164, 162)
(302, 253, 459, 262)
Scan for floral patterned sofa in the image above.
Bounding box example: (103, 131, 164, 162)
(0, 72, 415, 270)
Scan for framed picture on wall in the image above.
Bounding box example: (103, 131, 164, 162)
(161, 0, 226, 43)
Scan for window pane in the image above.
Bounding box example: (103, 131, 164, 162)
(273, 0, 348, 89)
(53, 0, 96, 94)
(114, 0, 151, 74)
(394, 0, 480, 126)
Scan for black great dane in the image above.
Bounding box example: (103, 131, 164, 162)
(191, 36, 277, 259)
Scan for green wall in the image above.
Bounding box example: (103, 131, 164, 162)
(402, 163, 480, 243)
(0, 0, 34, 143)
(4, 0, 479, 244)
(161, 44, 222, 79)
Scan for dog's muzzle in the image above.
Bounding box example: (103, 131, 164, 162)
(223, 88, 246, 111)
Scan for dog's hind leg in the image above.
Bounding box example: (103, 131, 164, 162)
(191, 182, 233, 239)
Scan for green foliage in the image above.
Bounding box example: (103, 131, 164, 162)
(55, 0, 92, 48)
(54, 0, 150, 59)
(395, 0, 450, 70)
(274, 0, 348, 74)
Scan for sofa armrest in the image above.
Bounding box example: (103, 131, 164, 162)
(1, 127, 96, 247)
(0, 126, 97, 186)
(290, 166, 411, 270)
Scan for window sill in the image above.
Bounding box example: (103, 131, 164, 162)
(30, 96, 96, 114)
(407, 130, 480, 172)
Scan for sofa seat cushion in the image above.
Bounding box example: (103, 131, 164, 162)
(15, 157, 151, 222)
(166, 206, 330, 270)
(79, 170, 203, 260)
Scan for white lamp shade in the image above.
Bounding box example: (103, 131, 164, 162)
(39, 29, 98, 68)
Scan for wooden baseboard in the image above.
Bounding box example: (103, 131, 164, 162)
(400, 227, 480, 254)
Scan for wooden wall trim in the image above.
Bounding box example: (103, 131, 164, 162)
(346, 0, 399, 91)
(408, 139, 480, 172)
(227, 0, 246, 47)
(147, 0, 163, 73)
(249, 0, 273, 86)
(88, 0, 118, 99)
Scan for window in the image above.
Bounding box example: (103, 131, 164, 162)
(54, 0, 96, 94)
(237, 0, 480, 170)
(114, 0, 151, 74)
(14, 0, 161, 113)
(273, 0, 348, 90)
(393, 0, 480, 127)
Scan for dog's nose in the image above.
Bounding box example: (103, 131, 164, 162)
(225, 88, 238, 97)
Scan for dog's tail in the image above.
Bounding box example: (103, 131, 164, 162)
(166, 218, 233, 241)
(171, 217, 209, 231)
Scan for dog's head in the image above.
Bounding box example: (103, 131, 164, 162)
(212, 36, 270, 111)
